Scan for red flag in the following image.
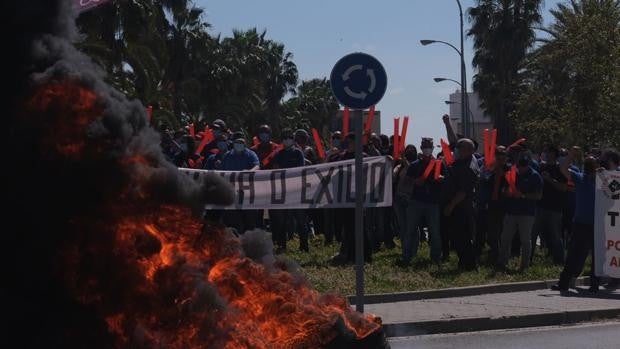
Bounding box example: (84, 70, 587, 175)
(433, 160, 442, 181)
(363, 105, 376, 144)
(188, 123, 195, 138)
(399, 116, 409, 153)
(195, 128, 214, 155)
(440, 139, 454, 165)
(311, 128, 326, 160)
(342, 107, 350, 135)
(146, 105, 153, 123)
(393, 117, 401, 160)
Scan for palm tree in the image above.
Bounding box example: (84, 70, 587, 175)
(467, 0, 543, 145)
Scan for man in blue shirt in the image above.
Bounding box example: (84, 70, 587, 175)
(220, 134, 259, 235)
(221, 136, 260, 172)
(203, 133, 230, 170)
(498, 154, 543, 271)
(271, 129, 309, 253)
(532, 145, 568, 265)
(402, 137, 444, 264)
(552, 153, 600, 292)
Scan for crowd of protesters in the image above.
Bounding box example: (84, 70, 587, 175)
(159, 115, 620, 292)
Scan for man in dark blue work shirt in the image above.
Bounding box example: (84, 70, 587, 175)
(441, 138, 479, 270)
(403, 137, 444, 264)
(220, 134, 259, 234)
(552, 153, 600, 293)
(271, 129, 309, 253)
(498, 154, 543, 271)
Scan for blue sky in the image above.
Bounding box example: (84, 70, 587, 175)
(196, 0, 562, 146)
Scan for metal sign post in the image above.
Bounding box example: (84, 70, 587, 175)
(330, 53, 387, 313)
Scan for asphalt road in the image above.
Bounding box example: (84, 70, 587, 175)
(388, 321, 620, 349)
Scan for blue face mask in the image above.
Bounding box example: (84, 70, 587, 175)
(217, 141, 228, 152)
(259, 133, 270, 143)
(453, 148, 460, 159)
(233, 143, 245, 153)
(332, 139, 341, 149)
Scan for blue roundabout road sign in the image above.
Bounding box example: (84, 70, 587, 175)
(330, 53, 387, 110)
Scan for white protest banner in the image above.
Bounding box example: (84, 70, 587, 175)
(595, 170, 620, 277)
(75, 0, 112, 13)
(180, 156, 393, 210)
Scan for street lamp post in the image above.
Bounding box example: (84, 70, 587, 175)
(420, 0, 469, 138)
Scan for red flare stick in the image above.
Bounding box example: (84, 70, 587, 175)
(146, 105, 153, 123)
(421, 159, 435, 181)
(509, 138, 526, 148)
(433, 160, 442, 181)
(483, 129, 491, 169)
(399, 116, 409, 153)
(195, 128, 214, 155)
(363, 105, 376, 144)
(311, 128, 326, 160)
(262, 143, 284, 167)
(489, 129, 497, 167)
(505, 164, 518, 195)
(189, 123, 195, 138)
(342, 107, 350, 135)
(440, 139, 454, 165)
(393, 117, 401, 160)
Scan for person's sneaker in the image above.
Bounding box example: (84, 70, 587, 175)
(550, 284, 568, 292)
(588, 285, 600, 293)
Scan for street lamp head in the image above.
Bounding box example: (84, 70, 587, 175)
(420, 40, 436, 46)
(434, 78, 447, 83)
(445, 101, 457, 105)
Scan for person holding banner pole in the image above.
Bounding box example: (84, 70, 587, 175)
(552, 154, 600, 292)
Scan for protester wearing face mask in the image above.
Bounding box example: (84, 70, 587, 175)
(199, 119, 228, 158)
(295, 129, 318, 166)
(497, 154, 543, 272)
(440, 138, 478, 270)
(219, 132, 259, 235)
(250, 124, 279, 170)
(552, 155, 601, 293)
(398, 138, 445, 265)
(204, 133, 229, 170)
(271, 129, 308, 253)
(532, 145, 568, 265)
(392, 145, 418, 255)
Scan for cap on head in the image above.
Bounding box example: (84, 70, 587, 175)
(258, 124, 271, 134)
(456, 138, 475, 151)
(294, 129, 309, 139)
(421, 137, 434, 148)
(212, 119, 227, 130)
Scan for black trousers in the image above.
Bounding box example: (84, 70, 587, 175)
(474, 207, 488, 257)
(486, 205, 505, 264)
(339, 208, 372, 263)
(450, 204, 477, 269)
(559, 222, 599, 288)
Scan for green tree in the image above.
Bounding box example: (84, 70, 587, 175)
(467, 0, 543, 145)
(513, 0, 620, 149)
(283, 79, 340, 138)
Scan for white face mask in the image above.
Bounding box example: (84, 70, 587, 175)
(422, 148, 433, 156)
(283, 139, 295, 148)
(233, 143, 245, 153)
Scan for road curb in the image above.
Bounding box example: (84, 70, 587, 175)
(382, 307, 620, 337)
(348, 277, 590, 305)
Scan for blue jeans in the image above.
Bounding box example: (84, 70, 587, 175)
(404, 199, 442, 262)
